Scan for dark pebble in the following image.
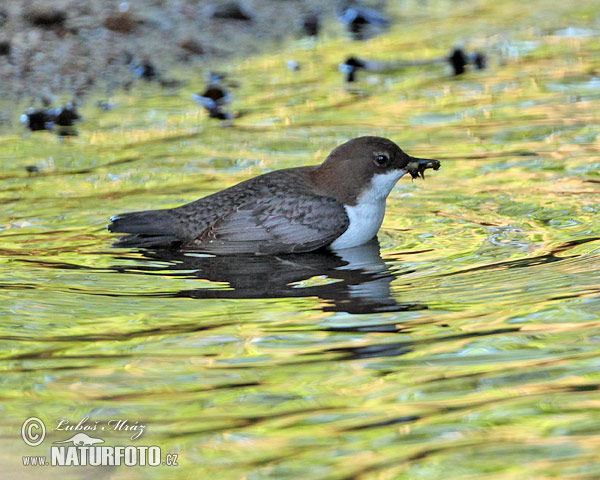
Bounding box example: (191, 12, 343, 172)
(211, 2, 254, 21)
(344, 56, 367, 69)
(21, 104, 82, 132)
(339, 56, 366, 82)
(302, 12, 320, 37)
(25, 8, 67, 29)
(0, 41, 10, 56)
(103, 13, 138, 34)
(20, 109, 54, 131)
(200, 85, 228, 104)
(180, 38, 205, 55)
(53, 104, 81, 127)
(132, 61, 158, 80)
(338, 7, 388, 41)
(448, 48, 468, 75)
(472, 51, 487, 70)
(192, 81, 232, 120)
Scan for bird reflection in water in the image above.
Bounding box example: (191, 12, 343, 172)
(111, 239, 426, 315)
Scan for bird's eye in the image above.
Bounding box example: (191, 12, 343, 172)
(373, 154, 389, 167)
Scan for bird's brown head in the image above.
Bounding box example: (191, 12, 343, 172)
(311, 136, 440, 205)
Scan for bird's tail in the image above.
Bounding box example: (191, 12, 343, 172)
(108, 209, 183, 248)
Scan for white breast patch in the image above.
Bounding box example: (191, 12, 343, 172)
(330, 169, 407, 250)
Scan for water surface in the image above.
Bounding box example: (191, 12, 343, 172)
(1, 0, 600, 478)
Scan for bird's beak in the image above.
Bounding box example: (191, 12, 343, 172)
(406, 157, 441, 179)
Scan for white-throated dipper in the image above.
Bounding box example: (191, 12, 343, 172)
(108, 136, 440, 254)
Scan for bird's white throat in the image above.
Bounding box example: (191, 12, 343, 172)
(330, 169, 407, 250)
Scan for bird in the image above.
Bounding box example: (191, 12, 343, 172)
(108, 136, 440, 255)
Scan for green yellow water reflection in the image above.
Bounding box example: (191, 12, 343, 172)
(1, 0, 600, 478)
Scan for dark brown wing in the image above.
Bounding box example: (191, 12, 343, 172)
(186, 193, 349, 255)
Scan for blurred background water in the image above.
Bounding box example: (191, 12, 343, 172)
(1, 0, 600, 478)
